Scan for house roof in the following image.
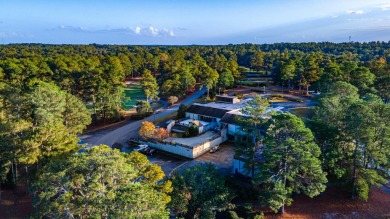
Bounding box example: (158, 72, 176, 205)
(221, 112, 268, 131)
(216, 95, 236, 99)
(186, 104, 232, 118)
(220, 113, 239, 125)
(216, 95, 239, 103)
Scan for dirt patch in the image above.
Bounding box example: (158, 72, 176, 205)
(0, 183, 34, 219)
(263, 187, 390, 219)
(1, 181, 389, 218)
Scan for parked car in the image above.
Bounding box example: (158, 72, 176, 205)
(143, 147, 157, 156)
(210, 145, 221, 153)
(134, 144, 148, 152)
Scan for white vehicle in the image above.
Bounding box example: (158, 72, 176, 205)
(134, 144, 148, 152)
(210, 145, 221, 153)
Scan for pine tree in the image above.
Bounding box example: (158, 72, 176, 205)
(255, 113, 327, 213)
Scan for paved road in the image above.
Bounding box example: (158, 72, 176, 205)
(80, 87, 206, 147)
(259, 92, 318, 110)
(228, 88, 317, 111)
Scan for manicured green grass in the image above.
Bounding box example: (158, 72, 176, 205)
(122, 82, 146, 110)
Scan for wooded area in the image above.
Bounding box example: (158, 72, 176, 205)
(0, 42, 389, 218)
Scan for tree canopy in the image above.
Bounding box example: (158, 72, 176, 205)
(256, 113, 327, 213)
(32, 146, 172, 218)
(310, 82, 389, 201)
(170, 163, 233, 219)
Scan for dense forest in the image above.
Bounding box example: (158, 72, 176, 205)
(1, 42, 389, 121)
(0, 42, 389, 218)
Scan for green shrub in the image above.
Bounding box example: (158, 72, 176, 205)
(234, 93, 244, 99)
(136, 101, 151, 114)
(241, 81, 267, 87)
(241, 81, 256, 86)
(218, 210, 242, 219)
(177, 104, 187, 119)
(204, 97, 216, 102)
(253, 211, 264, 219)
(235, 204, 253, 219)
(253, 212, 264, 219)
(270, 94, 283, 98)
(184, 125, 198, 137)
(130, 112, 153, 120)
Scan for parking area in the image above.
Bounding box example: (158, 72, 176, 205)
(128, 142, 235, 176)
(147, 152, 188, 174)
(173, 142, 235, 175)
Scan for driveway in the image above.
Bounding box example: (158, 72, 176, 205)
(170, 143, 235, 176)
(227, 86, 318, 111)
(79, 87, 206, 147)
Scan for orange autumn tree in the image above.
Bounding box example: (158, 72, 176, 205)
(139, 121, 155, 139)
(154, 128, 169, 141)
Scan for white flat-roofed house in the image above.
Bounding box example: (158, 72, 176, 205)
(144, 95, 283, 159)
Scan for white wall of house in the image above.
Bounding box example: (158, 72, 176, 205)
(143, 141, 193, 158)
(221, 127, 228, 141)
(198, 126, 204, 134)
(233, 159, 252, 177)
(143, 136, 224, 159)
(227, 124, 247, 136)
(192, 136, 224, 158)
(186, 112, 199, 120)
(166, 120, 176, 133)
(228, 124, 239, 135)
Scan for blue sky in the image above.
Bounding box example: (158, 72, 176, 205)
(1, 0, 390, 45)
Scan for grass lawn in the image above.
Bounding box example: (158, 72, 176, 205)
(122, 82, 146, 110)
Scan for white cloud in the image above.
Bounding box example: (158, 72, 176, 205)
(0, 31, 33, 38)
(132, 26, 175, 37)
(346, 10, 365, 14)
(148, 26, 159, 36)
(379, 4, 390, 10)
(58, 25, 86, 31)
(56, 25, 175, 37)
(134, 26, 141, 34)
